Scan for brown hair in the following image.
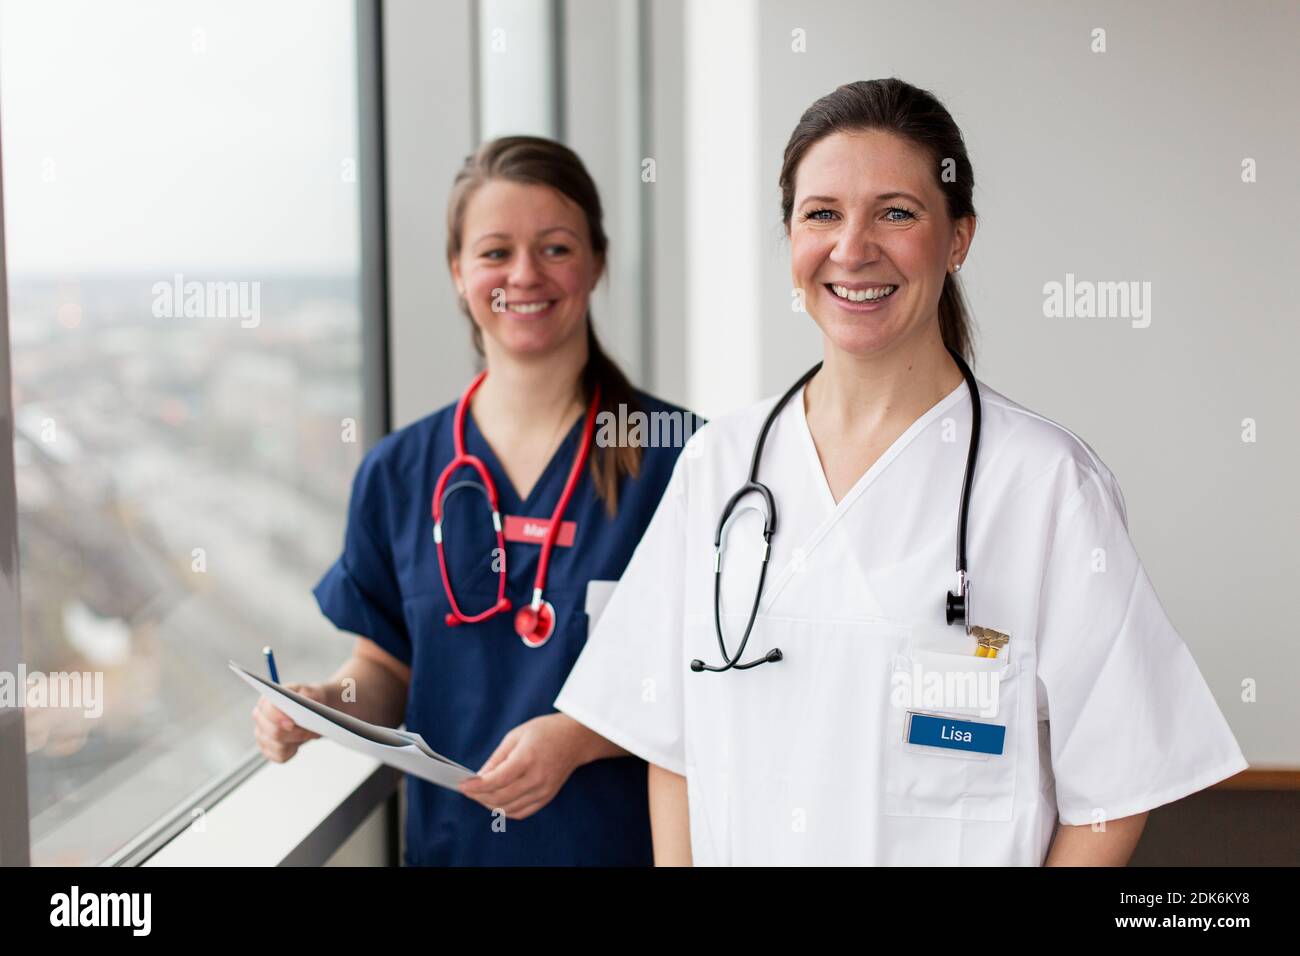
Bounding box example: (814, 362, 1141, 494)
(445, 135, 641, 517)
(778, 78, 977, 364)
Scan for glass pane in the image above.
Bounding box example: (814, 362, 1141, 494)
(0, 0, 366, 864)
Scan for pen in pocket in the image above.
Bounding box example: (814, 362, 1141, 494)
(970, 626, 1010, 659)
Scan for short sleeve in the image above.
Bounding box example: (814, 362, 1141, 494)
(554, 450, 689, 775)
(312, 449, 413, 667)
(1035, 470, 1249, 825)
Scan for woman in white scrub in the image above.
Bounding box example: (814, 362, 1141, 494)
(555, 78, 1248, 865)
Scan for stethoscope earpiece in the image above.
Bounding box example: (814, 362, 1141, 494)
(445, 596, 510, 629)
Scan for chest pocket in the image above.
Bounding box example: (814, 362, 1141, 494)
(883, 646, 1022, 822)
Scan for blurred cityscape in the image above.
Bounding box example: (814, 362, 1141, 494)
(9, 273, 365, 863)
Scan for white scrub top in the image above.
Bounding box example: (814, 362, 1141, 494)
(554, 376, 1249, 865)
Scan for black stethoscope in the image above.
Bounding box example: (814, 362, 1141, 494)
(690, 345, 982, 673)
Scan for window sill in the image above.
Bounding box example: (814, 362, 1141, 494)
(143, 741, 398, 867)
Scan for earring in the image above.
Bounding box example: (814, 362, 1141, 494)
(953, 262, 963, 274)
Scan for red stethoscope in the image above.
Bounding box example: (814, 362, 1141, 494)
(431, 370, 600, 648)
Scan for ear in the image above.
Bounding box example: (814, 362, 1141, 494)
(590, 252, 606, 290)
(449, 257, 465, 297)
(951, 215, 976, 269)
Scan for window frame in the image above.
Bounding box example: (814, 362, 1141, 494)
(0, 75, 33, 868)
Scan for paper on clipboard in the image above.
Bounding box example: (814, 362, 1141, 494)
(230, 661, 473, 790)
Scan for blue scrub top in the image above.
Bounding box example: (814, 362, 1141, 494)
(313, 387, 700, 866)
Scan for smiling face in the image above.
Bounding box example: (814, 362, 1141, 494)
(788, 129, 974, 358)
(450, 179, 602, 359)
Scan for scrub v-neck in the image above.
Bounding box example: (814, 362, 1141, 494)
(793, 376, 970, 518)
(463, 406, 586, 514)
(752, 376, 973, 617)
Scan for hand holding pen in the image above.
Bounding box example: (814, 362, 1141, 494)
(250, 645, 328, 764)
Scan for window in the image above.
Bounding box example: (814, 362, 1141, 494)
(0, 0, 367, 864)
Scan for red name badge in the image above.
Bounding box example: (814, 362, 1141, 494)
(502, 515, 577, 547)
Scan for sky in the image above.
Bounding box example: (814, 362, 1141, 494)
(0, 0, 362, 276)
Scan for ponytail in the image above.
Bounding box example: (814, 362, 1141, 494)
(582, 320, 642, 518)
(937, 274, 975, 364)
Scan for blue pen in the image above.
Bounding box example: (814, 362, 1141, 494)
(263, 645, 280, 684)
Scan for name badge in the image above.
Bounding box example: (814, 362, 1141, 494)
(905, 712, 1006, 756)
(502, 515, 577, 547)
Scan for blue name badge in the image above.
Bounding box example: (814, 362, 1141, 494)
(905, 712, 1006, 756)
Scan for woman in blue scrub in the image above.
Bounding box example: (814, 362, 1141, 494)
(251, 135, 701, 866)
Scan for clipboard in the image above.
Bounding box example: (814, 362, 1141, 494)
(231, 661, 474, 790)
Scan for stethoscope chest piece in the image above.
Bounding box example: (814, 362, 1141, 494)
(515, 599, 557, 648)
(946, 570, 972, 632)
